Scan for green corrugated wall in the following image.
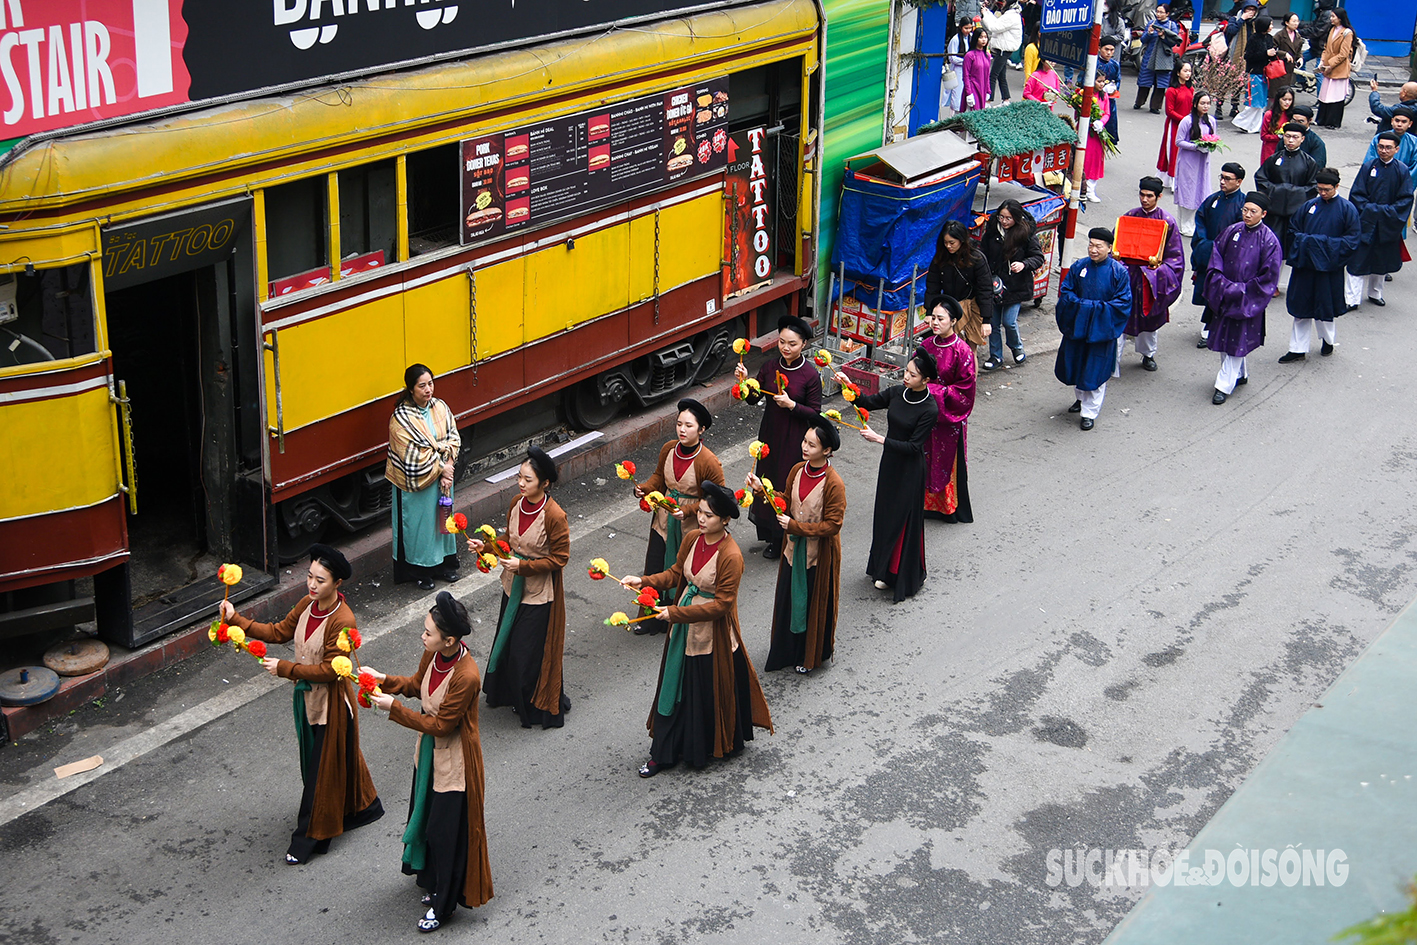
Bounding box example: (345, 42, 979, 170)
(818, 0, 892, 296)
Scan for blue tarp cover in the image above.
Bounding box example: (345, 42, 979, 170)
(830, 165, 982, 311)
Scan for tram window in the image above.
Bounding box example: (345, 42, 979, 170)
(0, 263, 96, 368)
(265, 177, 329, 283)
(406, 144, 460, 256)
(729, 65, 770, 132)
(338, 159, 397, 269)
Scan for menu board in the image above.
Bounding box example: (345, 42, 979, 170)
(461, 78, 730, 244)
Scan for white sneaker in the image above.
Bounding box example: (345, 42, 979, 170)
(1088, 190, 1102, 203)
(873, 580, 889, 590)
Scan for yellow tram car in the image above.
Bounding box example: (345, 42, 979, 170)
(0, 0, 822, 646)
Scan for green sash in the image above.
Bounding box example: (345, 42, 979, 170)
(486, 574, 525, 674)
(400, 733, 435, 872)
(789, 536, 810, 635)
(656, 582, 699, 716)
(662, 488, 689, 571)
(292, 680, 314, 783)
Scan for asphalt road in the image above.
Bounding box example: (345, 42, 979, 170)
(4, 90, 1417, 945)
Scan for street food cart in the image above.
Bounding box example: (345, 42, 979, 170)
(827, 132, 983, 386)
(925, 100, 1076, 305)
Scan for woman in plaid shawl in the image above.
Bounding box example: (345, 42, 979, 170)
(387, 364, 462, 590)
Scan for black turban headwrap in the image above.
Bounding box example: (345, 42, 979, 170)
(309, 543, 352, 581)
(676, 397, 712, 430)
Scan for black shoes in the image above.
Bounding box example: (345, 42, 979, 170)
(1347, 304, 1358, 312)
(1321, 341, 1334, 357)
(1212, 389, 1227, 405)
(1141, 356, 1157, 372)
(1278, 351, 1305, 363)
(1196, 337, 1208, 348)
(1080, 417, 1095, 431)
(416, 578, 435, 590)
(763, 543, 780, 560)
(1370, 297, 1386, 306)
(639, 760, 674, 778)
(1235, 376, 1248, 386)
(1068, 400, 1082, 413)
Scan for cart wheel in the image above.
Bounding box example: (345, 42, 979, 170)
(1032, 297, 1043, 308)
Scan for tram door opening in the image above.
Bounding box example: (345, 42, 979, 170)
(105, 263, 242, 610)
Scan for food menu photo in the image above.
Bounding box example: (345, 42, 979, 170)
(461, 134, 506, 242)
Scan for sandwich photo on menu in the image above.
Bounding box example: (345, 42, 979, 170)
(589, 144, 610, 171)
(505, 134, 529, 161)
(505, 197, 529, 224)
(506, 170, 529, 192)
(588, 114, 610, 140)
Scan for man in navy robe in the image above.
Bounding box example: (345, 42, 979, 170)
(1190, 162, 1247, 347)
(1204, 193, 1284, 405)
(1280, 167, 1360, 361)
(1255, 124, 1318, 260)
(1120, 176, 1184, 372)
(1345, 132, 1416, 309)
(1056, 228, 1132, 431)
(1289, 107, 1327, 170)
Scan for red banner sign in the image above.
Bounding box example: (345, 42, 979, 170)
(0, 0, 190, 141)
(995, 143, 1071, 183)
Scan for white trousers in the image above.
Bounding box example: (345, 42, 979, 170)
(1118, 330, 1158, 372)
(1215, 354, 1248, 395)
(1075, 384, 1106, 419)
(1289, 317, 1335, 353)
(1176, 206, 1197, 237)
(1345, 271, 1384, 305)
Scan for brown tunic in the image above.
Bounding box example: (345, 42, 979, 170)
(643, 529, 773, 756)
(772, 462, 846, 671)
(232, 596, 379, 841)
(385, 650, 494, 908)
(637, 441, 725, 539)
(491, 496, 570, 714)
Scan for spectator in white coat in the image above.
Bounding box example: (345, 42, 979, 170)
(981, 0, 1024, 103)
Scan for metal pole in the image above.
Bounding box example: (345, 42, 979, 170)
(1057, 0, 1104, 274)
(869, 276, 885, 362)
(836, 260, 846, 348)
(827, 270, 838, 344)
(907, 263, 918, 344)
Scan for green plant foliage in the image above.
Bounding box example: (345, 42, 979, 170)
(1334, 879, 1417, 944)
(918, 100, 1076, 157)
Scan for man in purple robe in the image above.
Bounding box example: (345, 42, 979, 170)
(1203, 193, 1284, 404)
(1119, 176, 1185, 372)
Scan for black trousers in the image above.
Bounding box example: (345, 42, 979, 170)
(990, 50, 1012, 101)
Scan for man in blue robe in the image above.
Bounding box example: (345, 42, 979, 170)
(1204, 193, 1284, 404)
(1280, 167, 1360, 361)
(1055, 227, 1132, 431)
(1345, 133, 1416, 309)
(1190, 162, 1247, 347)
(1120, 176, 1185, 372)
(1361, 108, 1417, 167)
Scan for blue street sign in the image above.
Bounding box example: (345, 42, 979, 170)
(1038, 28, 1090, 69)
(1041, 0, 1095, 33)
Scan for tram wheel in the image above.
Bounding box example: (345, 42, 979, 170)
(276, 497, 328, 565)
(564, 376, 623, 430)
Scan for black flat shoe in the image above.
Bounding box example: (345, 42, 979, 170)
(1235, 376, 1247, 386)
(638, 760, 673, 778)
(438, 569, 459, 583)
(1067, 400, 1081, 413)
(763, 544, 780, 560)
(1321, 341, 1334, 356)
(1347, 304, 1358, 312)
(1212, 389, 1227, 405)
(416, 578, 435, 591)
(1141, 356, 1157, 372)
(1370, 297, 1386, 306)
(1080, 417, 1094, 431)
(1278, 351, 1305, 363)
(794, 665, 812, 675)
(1196, 337, 1208, 348)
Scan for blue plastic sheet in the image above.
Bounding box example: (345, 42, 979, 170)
(830, 165, 982, 311)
